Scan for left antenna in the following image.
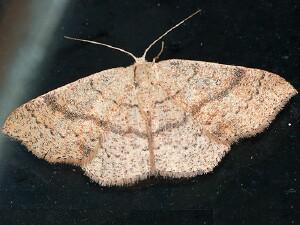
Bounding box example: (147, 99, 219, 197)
(64, 36, 138, 62)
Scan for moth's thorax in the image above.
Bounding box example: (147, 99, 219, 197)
(134, 61, 156, 85)
(133, 61, 164, 112)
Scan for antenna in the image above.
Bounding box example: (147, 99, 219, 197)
(153, 41, 165, 62)
(64, 36, 138, 62)
(142, 9, 201, 60)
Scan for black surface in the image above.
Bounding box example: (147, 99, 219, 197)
(0, 0, 299, 225)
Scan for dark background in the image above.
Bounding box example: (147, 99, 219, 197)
(0, 0, 299, 224)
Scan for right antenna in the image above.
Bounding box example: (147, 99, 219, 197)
(142, 9, 201, 60)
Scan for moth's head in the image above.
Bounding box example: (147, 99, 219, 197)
(134, 57, 147, 64)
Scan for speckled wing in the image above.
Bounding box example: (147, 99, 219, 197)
(2, 66, 150, 186)
(153, 59, 297, 177)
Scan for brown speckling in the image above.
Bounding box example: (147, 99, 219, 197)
(1, 58, 297, 187)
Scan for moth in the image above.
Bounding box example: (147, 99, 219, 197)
(2, 10, 297, 186)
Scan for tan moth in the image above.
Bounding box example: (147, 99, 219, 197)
(2, 10, 297, 186)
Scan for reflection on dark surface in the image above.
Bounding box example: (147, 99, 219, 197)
(0, 1, 299, 225)
(0, 0, 69, 124)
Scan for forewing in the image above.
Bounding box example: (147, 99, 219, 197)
(2, 66, 150, 185)
(153, 59, 297, 176)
